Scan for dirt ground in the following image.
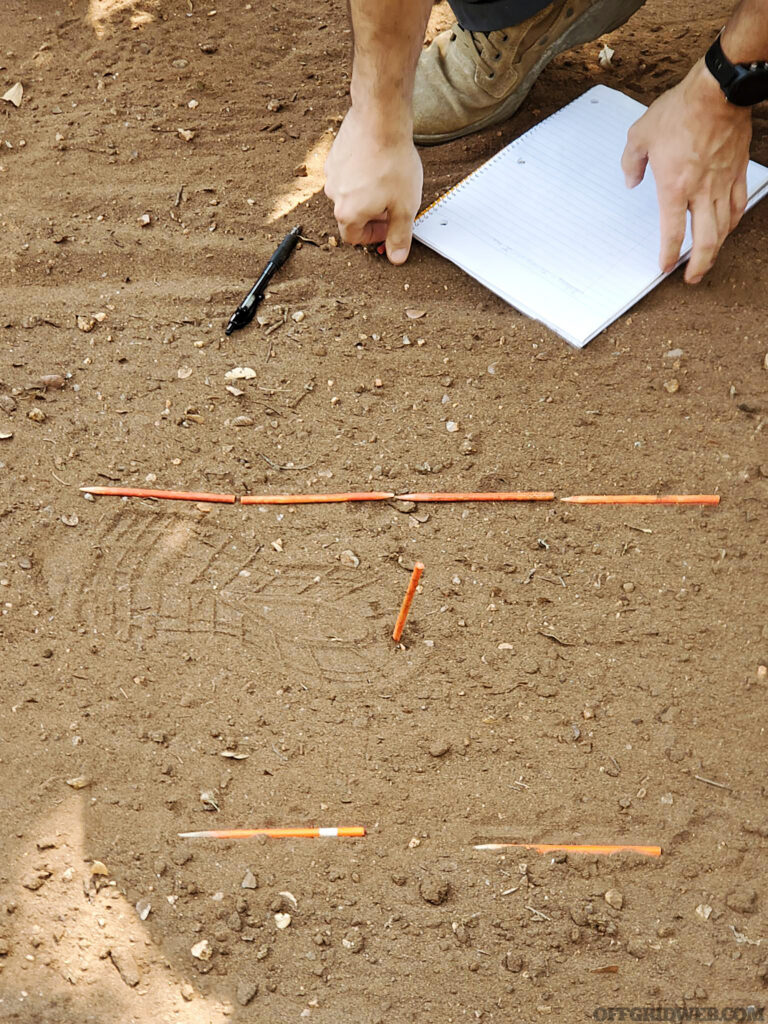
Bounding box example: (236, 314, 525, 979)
(1, 0, 767, 1021)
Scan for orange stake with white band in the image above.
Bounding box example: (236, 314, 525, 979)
(473, 842, 661, 857)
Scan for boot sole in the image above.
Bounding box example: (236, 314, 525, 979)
(414, 0, 646, 145)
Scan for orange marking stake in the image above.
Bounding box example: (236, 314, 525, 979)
(81, 486, 236, 503)
(240, 492, 394, 505)
(562, 494, 719, 506)
(397, 491, 554, 503)
(392, 562, 424, 643)
(178, 826, 366, 839)
(473, 842, 661, 857)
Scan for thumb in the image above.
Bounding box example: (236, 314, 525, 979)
(621, 132, 648, 189)
(385, 208, 415, 266)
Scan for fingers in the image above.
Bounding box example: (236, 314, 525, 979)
(621, 126, 648, 188)
(684, 196, 723, 284)
(657, 190, 688, 274)
(384, 207, 415, 265)
(335, 210, 387, 246)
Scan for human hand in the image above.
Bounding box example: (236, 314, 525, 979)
(621, 59, 752, 284)
(324, 106, 423, 265)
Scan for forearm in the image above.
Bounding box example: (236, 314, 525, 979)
(348, 0, 432, 131)
(720, 0, 768, 61)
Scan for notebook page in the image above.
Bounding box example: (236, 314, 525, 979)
(414, 85, 768, 347)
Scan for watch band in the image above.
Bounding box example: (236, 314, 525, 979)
(705, 34, 768, 106)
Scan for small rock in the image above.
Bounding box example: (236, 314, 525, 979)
(241, 869, 259, 890)
(61, 514, 79, 527)
(172, 58, 189, 68)
(36, 837, 56, 850)
(626, 939, 645, 959)
(2, 82, 23, 108)
(604, 889, 624, 910)
(138, 213, 151, 227)
(135, 898, 151, 921)
(187, 99, 199, 109)
(0, 394, 16, 414)
(22, 872, 49, 891)
(66, 775, 91, 789)
(191, 939, 212, 961)
(663, 378, 680, 394)
(664, 348, 684, 359)
(419, 875, 450, 905)
(271, 538, 283, 552)
(177, 365, 193, 380)
(696, 903, 713, 921)
(236, 980, 258, 1006)
(339, 549, 359, 568)
(274, 912, 291, 930)
(110, 948, 141, 987)
(428, 739, 451, 758)
(230, 416, 254, 427)
(28, 407, 46, 423)
(446, 421, 459, 432)
(199, 41, 218, 53)
(225, 366, 257, 381)
(726, 888, 758, 914)
(291, 309, 305, 322)
(178, 128, 195, 142)
(181, 983, 195, 1001)
(504, 951, 524, 972)
(0, 431, 12, 440)
(266, 99, 281, 112)
(342, 927, 365, 953)
(90, 860, 109, 877)
(38, 374, 66, 390)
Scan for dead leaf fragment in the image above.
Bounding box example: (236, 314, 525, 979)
(3, 82, 23, 107)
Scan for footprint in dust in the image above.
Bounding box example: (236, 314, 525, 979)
(41, 509, 383, 684)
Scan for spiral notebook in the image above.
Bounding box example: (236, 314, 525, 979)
(413, 85, 768, 348)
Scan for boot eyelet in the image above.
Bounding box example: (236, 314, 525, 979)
(494, 52, 501, 60)
(488, 71, 495, 78)
(501, 33, 508, 41)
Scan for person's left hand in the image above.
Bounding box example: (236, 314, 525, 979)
(621, 58, 752, 284)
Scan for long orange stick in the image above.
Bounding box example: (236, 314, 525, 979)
(81, 486, 236, 503)
(240, 492, 394, 505)
(392, 562, 424, 643)
(397, 491, 554, 502)
(178, 826, 366, 839)
(473, 842, 661, 857)
(562, 494, 719, 505)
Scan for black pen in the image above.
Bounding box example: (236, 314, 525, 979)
(225, 225, 302, 336)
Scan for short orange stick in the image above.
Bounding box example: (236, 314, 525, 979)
(392, 562, 424, 643)
(81, 486, 236, 503)
(397, 491, 555, 502)
(178, 826, 366, 839)
(473, 842, 661, 857)
(240, 492, 394, 505)
(561, 494, 719, 506)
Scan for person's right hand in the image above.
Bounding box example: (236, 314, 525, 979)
(324, 106, 423, 265)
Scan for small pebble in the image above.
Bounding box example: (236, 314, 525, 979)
(604, 889, 624, 910)
(339, 549, 359, 568)
(663, 379, 680, 394)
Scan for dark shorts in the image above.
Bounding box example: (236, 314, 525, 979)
(447, 0, 553, 31)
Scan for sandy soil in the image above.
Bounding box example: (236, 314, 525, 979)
(1, 0, 767, 1021)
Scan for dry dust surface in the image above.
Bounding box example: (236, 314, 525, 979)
(1, 0, 768, 1021)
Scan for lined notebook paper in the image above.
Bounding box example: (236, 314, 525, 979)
(413, 85, 768, 347)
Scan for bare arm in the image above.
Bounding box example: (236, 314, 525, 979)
(324, 0, 432, 263)
(622, 0, 768, 283)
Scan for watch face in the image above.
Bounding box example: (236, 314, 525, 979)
(730, 65, 768, 106)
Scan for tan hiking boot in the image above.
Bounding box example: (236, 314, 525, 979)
(413, 0, 646, 144)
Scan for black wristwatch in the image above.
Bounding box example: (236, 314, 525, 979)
(704, 34, 768, 106)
